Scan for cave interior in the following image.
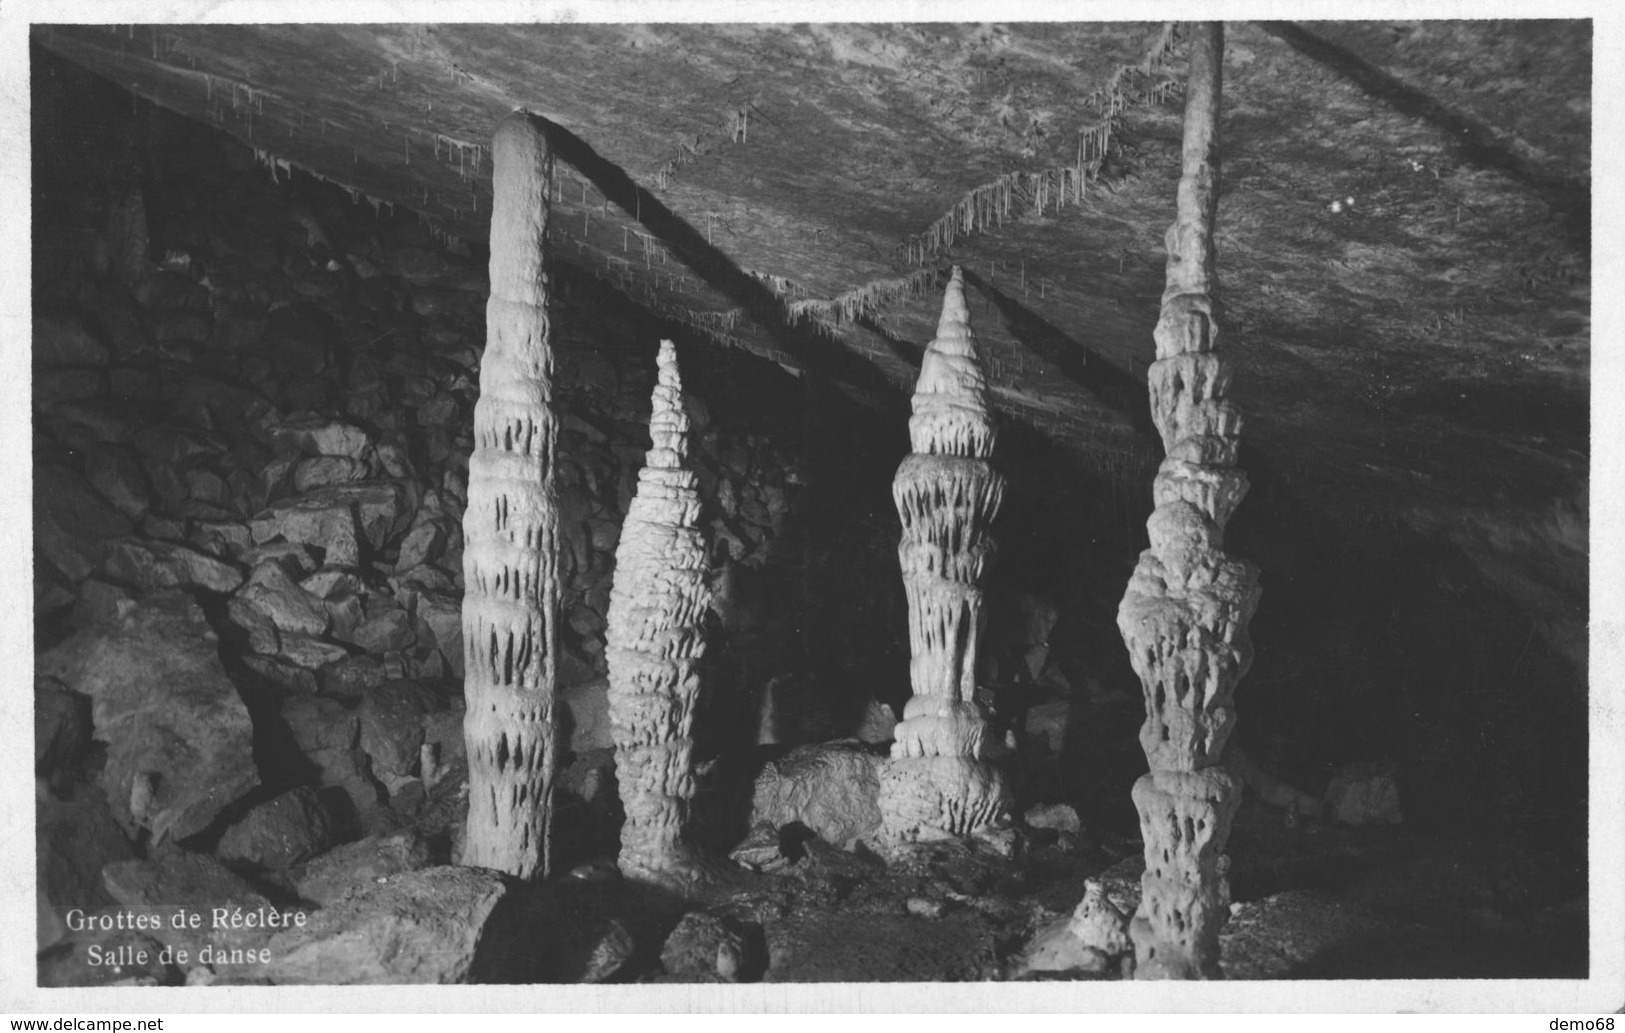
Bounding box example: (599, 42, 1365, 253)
(26, 19, 1595, 988)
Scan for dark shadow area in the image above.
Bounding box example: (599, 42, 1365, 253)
(963, 267, 1159, 444)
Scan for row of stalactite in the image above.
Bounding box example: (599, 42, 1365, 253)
(460, 23, 1255, 976)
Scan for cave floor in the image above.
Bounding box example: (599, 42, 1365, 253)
(529, 799, 1588, 983)
(35, 778, 1588, 987)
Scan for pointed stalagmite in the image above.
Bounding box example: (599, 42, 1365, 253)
(1117, 23, 1262, 979)
(877, 266, 1012, 843)
(461, 111, 562, 879)
(606, 340, 714, 882)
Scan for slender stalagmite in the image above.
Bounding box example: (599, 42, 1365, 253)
(606, 340, 714, 884)
(461, 111, 562, 879)
(877, 266, 1012, 843)
(1117, 23, 1262, 979)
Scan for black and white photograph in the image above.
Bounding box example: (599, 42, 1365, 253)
(5, 0, 1620, 1014)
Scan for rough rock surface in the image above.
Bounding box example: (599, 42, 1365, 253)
(37, 592, 259, 841)
(292, 831, 434, 906)
(37, 785, 136, 949)
(750, 741, 887, 848)
(356, 679, 442, 778)
(1325, 761, 1404, 826)
(660, 911, 762, 982)
(217, 787, 336, 869)
(264, 866, 529, 984)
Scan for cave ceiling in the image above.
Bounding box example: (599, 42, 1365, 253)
(33, 20, 1591, 525)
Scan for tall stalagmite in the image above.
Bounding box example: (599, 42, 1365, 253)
(877, 266, 1011, 843)
(1116, 23, 1262, 979)
(461, 111, 562, 879)
(605, 340, 714, 883)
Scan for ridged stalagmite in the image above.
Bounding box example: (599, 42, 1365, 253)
(461, 111, 562, 880)
(1116, 23, 1262, 979)
(877, 266, 1012, 843)
(606, 340, 714, 882)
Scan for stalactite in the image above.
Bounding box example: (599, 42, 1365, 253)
(460, 110, 562, 880)
(606, 340, 715, 885)
(876, 266, 1012, 844)
(1116, 22, 1261, 980)
(902, 23, 1183, 265)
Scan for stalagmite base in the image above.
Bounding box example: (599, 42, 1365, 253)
(461, 111, 562, 880)
(1117, 23, 1262, 979)
(606, 341, 718, 888)
(877, 267, 1012, 844)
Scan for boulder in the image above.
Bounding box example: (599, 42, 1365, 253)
(133, 424, 226, 467)
(293, 456, 369, 493)
(394, 521, 445, 570)
(37, 592, 259, 840)
(84, 447, 151, 521)
(35, 678, 92, 777)
(34, 312, 110, 367)
(261, 309, 329, 375)
(217, 787, 336, 869)
(37, 784, 136, 946)
(101, 847, 276, 957)
(240, 656, 321, 694)
(36, 464, 135, 582)
(264, 866, 531, 984)
(552, 916, 638, 983)
(728, 821, 791, 874)
(100, 538, 244, 594)
(185, 468, 231, 507)
(325, 593, 366, 641)
(69, 578, 137, 629)
(350, 609, 416, 654)
(250, 493, 364, 568)
(250, 482, 410, 567)
(1024, 802, 1083, 833)
(276, 634, 351, 670)
(277, 693, 379, 817)
(292, 831, 433, 906)
(660, 911, 762, 982)
(241, 541, 322, 578)
(103, 848, 269, 913)
(189, 521, 255, 559)
(356, 680, 441, 778)
(317, 655, 395, 700)
(412, 589, 463, 677)
(40, 399, 135, 449)
(263, 414, 369, 460)
(1325, 760, 1404, 826)
(748, 741, 887, 848)
(236, 561, 329, 636)
(37, 931, 178, 988)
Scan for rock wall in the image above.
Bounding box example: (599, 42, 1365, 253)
(31, 56, 814, 983)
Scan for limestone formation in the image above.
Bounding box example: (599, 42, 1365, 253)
(877, 266, 1012, 843)
(605, 340, 714, 881)
(1116, 23, 1262, 980)
(461, 111, 563, 879)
